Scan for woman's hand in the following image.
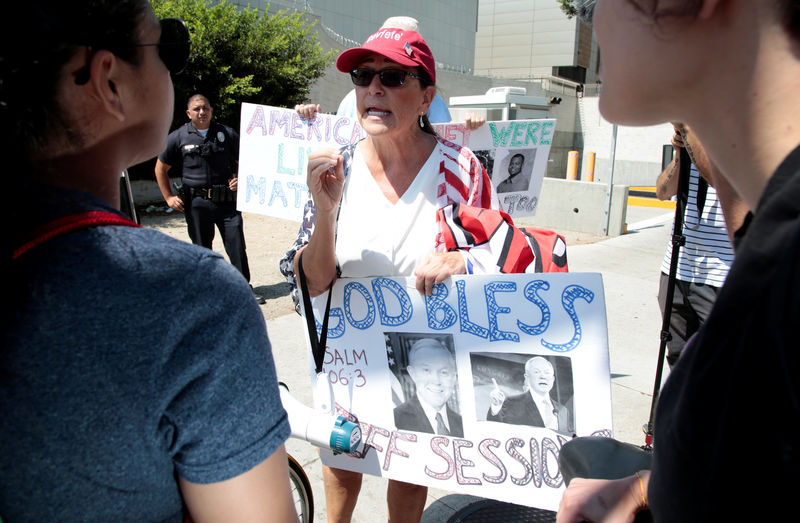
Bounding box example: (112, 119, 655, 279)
(464, 113, 486, 131)
(295, 103, 321, 120)
(414, 252, 466, 295)
(556, 472, 649, 523)
(307, 148, 345, 216)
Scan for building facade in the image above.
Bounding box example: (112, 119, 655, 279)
(233, 0, 479, 74)
(228, 0, 665, 186)
(474, 0, 600, 84)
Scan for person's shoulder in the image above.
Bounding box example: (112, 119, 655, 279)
(336, 89, 357, 118)
(505, 391, 530, 404)
(393, 401, 413, 423)
(164, 123, 191, 148)
(116, 228, 245, 290)
(436, 135, 461, 153)
(169, 122, 192, 137)
(394, 396, 420, 415)
(213, 121, 238, 136)
(436, 136, 479, 162)
(427, 94, 452, 123)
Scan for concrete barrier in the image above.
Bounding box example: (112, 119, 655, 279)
(516, 178, 629, 237)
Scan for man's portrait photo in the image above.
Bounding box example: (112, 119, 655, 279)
(386, 333, 463, 437)
(470, 352, 574, 433)
(496, 149, 536, 193)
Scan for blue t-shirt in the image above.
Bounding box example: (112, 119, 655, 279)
(2, 186, 290, 521)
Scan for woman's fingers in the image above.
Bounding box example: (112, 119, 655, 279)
(307, 149, 344, 212)
(414, 252, 466, 295)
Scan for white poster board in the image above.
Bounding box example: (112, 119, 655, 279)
(305, 272, 612, 511)
(237, 103, 555, 221)
(434, 120, 555, 218)
(236, 103, 365, 220)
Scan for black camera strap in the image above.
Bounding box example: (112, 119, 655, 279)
(297, 251, 333, 375)
(645, 146, 691, 448)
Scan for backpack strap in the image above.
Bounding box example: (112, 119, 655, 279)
(13, 211, 140, 260)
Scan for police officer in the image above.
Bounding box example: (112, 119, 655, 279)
(155, 94, 264, 303)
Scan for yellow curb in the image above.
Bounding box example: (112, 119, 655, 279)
(628, 196, 675, 209)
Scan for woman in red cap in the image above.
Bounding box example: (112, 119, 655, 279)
(280, 28, 532, 522)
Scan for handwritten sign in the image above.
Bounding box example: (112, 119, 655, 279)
(237, 103, 555, 220)
(435, 119, 555, 218)
(304, 272, 611, 511)
(237, 103, 365, 220)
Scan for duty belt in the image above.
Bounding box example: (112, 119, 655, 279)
(183, 184, 235, 203)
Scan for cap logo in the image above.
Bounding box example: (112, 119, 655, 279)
(366, 29, 403, 43)
(404, 42, 413, 57)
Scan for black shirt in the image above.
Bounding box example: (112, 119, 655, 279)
(649, 145, 800, 521)
(158, 121, 239, 188)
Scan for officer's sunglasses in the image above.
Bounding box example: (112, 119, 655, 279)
(350, 68, 422, 88)
(133, 18, 191, 75)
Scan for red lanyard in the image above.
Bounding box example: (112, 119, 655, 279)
(13, 211, 140, 260)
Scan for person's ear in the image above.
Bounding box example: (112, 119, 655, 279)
(85, 50, 126, 122)
(420, 85, 436, 114)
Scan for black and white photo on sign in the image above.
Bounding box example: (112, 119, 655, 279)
(473, 149, 495, 181)
(495, 148, 536, 193)
(470, 352, 575, 434)
(386, 332, 464, 438)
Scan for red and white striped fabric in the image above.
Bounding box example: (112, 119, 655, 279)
(435, 137, 499, 216)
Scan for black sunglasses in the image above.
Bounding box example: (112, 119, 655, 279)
(350, 68, 422, 88)
(134, 18, 191, 75)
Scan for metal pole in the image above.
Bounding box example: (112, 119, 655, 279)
(603, 124, 618, 235)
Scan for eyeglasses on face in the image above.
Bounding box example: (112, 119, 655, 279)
(349, 68, 422, 88)
(134, 18, 191, 75)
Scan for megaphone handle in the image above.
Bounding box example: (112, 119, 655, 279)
(314, 370, 335, 415)
(347, 369, 356, 413)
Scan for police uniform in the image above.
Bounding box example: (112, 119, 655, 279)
(158, 121, 251, 282)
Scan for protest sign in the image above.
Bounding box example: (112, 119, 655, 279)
(434, 119, 555, 218)
(236, 103, 555, 221)
(237, 103, 365, 220)
(303, 272, 611, 511)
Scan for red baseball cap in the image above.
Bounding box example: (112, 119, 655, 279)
(336, 29, 436, 84)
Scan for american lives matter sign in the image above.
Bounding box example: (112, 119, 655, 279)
(237, 103, 555, 220)
(304, 273, 612, 511)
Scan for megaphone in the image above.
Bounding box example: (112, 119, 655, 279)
(279, 382, 362, 454)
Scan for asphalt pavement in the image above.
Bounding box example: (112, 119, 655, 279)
(269, 204, 675, 522)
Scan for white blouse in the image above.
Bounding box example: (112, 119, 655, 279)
(335, 143, 440, 278)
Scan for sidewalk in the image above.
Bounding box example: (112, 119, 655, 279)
(269, 207, 674, 522)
